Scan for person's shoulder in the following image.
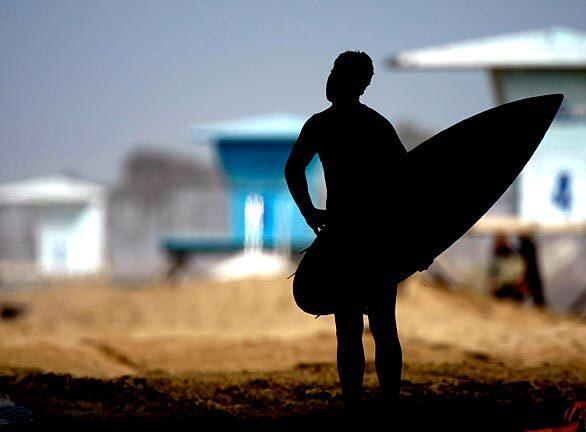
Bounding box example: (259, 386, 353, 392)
(308, 107, 333, 122)
(302, 108, 332, 131)
(361, 104, 395, 128)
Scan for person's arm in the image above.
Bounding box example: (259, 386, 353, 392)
(386, 119, 408, 158)
(284, 119, 327, 235)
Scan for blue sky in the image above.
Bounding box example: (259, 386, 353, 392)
(1, 0, 584, 183)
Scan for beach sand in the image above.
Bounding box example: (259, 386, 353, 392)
(0, 276, 584, 430)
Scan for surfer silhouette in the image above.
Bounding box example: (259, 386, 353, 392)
(285, 51, 411, 409)
(285, 50, 563, 415)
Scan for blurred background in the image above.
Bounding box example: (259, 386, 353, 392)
(0, 2, 586, 412)
(1, 0, 585, 312)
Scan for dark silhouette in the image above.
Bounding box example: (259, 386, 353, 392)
(285, 51, 563, 412)
(519, 234, 546, 307)
(285, 51, 407, 408)
(488, 233, 546, 307)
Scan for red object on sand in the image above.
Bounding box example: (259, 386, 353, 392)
(565, 402, 586, 425)
(526, 402, 586, 432)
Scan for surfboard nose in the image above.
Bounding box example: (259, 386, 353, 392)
(510, 94, 564, 139)
(524, 93, 564, 119)
(541, 93, 564, 112)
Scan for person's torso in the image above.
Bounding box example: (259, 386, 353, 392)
(310, 104, 407, 228)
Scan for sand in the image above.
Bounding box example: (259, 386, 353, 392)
(0, 276, 585, 430)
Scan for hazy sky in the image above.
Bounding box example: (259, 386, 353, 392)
(1, 0, 584, 183)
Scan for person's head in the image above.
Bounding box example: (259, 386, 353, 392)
(326, 51, 374, 103)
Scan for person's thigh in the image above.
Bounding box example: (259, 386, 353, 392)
(334, 307, 364, 339)
(367, 284, 398, 338)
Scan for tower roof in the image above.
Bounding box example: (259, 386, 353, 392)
(190, 113, 306, 142)
(0, 174, 104, 205)
(389, 27, 586, 70)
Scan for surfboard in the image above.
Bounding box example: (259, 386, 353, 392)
(292, 94, 564, 316)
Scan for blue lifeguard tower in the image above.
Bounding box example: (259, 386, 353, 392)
(162, 114, 320, 263)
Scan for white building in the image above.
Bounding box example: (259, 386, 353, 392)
(389, 27, 586, 309)
(390, 27, 586, 222)
(0, 175, 106, 276)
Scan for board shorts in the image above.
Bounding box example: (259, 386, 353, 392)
(322, 224, 401, 312)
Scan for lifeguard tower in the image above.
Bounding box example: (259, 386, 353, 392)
(389, 28, 586, 308)
(161, 114, 320, 277)
(390, 27, 586, 222)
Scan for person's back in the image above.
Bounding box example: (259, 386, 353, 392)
(304, 103, 407, 232)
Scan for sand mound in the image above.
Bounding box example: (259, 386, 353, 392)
(0, 277, 584, 377)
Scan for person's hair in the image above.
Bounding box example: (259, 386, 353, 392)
(332, 51, 374, 96)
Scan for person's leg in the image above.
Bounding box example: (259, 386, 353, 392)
(334, 307, 365, 406)
(367, 285, 402, 402)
